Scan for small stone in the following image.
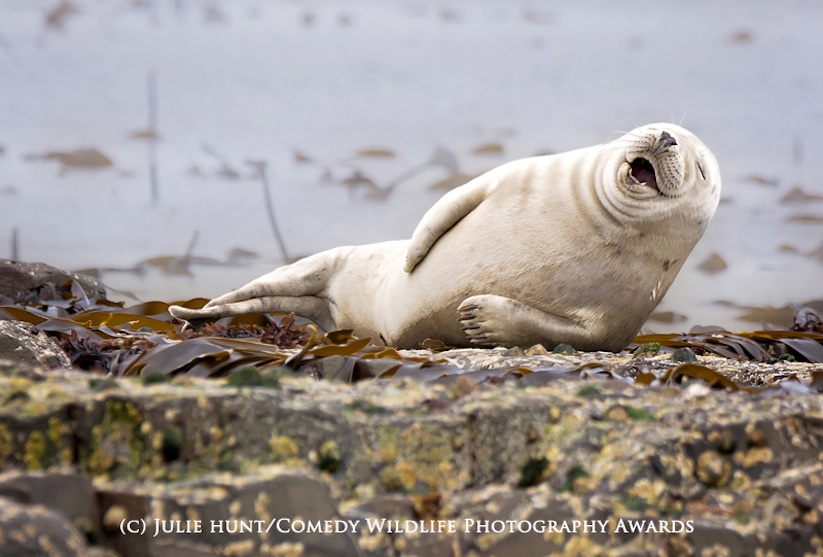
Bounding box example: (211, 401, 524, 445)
(0, 322, 71, 369)
(526, 344, 550, 356)
(0, 259, 105, 305)
(552, 343, 576, 355)
(672, 347, 698, 362)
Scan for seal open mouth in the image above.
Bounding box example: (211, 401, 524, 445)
(630, 158, 658, 191)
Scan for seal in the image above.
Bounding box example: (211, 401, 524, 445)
(169, 123, 721, 351)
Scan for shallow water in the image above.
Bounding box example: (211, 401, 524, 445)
(1, 0, 822, 333)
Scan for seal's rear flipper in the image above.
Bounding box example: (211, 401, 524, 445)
(169, 295, 336, 332)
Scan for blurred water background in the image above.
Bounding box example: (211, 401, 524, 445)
(1, 0, 821, 332)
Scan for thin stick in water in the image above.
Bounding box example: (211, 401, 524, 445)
(247, 160, 290, 263)
(147, 70, 159, 204)
(10, 227, 19, 261)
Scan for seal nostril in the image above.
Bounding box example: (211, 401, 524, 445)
(660, 131, 677, 147)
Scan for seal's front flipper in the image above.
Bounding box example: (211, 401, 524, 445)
(404, 175, 493, 273)
(456, 294, 625, 352)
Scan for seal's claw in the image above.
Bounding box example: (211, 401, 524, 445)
(168, 304, 222, 332)
(457, 294, 518, 346)
(172, 316, 211, 332)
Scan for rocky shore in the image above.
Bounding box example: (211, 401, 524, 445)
(3, 351, 823, 556)
(1, 260, 823, 556)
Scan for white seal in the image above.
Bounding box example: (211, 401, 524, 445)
(169, 123, 721, 351)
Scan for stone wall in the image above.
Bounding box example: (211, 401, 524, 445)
(2, 356, 822, 556)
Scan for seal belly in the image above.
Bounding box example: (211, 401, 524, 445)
(385, 178, 666, 349)
(385, 188, 587, 347)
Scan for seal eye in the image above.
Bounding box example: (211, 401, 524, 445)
(630, 158, 658, 190)
(696, 161, 706, 180)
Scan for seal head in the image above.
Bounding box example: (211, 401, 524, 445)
(599, 123, 720, 232)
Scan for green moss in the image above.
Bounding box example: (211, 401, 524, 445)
(47, 416, 63, 444)
(24, 431, 46, 470)
(226, 366, 282, 388)
(89, 377, 121, 391)
(261, 366, 295, 384)
(218, 451, 241, 472)
(2, 389, 30, 406)
(625, 406, 656, 421)
(621, 496, 653, 512)
(518, 457, 549, 488)
(733, 511, 750, 525)
(226, 366, 264, 387)
(576, 384, 601, 398)
(269, 436, 300, 461)
(161, 427, 184, 462)
(142, 371, 172, 385)
(0, 423, 13, 464)
(82, 399, 147, 477)
(346, 400, 390, 414)
(318, 440, 341, 474)
(380, 465, 404, 492)
(558, 465, 589, 493)
(374, 422, 456, 491)
(633, 342, 661, 358)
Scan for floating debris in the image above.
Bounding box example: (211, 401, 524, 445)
(649, 311, 687, 324)
(780, 186, 823, 203)
(728, 29, 754, 44)
(201, 144, 242, 180)
(45, 0, 79, 30)
(742, 174, 778, 187)
(472, 142, 504, 156)
(293, 149, 313, 163)
(697, 252, 728, 274)
(27, 148, 113, 170)
(356, 148, 395, 159)
(429, 172, 476, 191)
(787, 214, 823, 224)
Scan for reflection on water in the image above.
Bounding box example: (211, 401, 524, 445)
(1, 0, 821, 333)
